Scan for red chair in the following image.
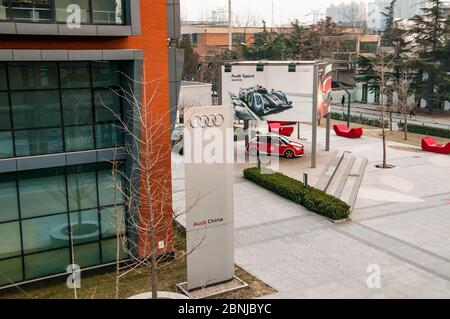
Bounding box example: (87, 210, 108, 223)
(421, 136, 450, 154)
(268, 121, 292, 126)
(333, 124, 363, 138)
(268, 122, 294, 137)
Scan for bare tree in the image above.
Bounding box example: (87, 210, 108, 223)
(233, 9, 262, 45)
(99, 75, 206, 299)
(392, 73, 415, 140)
(373, 49, 395, 168)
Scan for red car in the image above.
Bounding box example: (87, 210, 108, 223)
(246, 134, 304, 159)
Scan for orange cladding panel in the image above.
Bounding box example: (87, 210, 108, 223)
(0, 0, 174, 256)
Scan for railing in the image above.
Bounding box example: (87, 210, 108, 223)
(8, 6, 52, 22)
(0, 1, 125, 25)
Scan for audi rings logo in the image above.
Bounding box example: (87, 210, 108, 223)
(189, 114, 225, 128)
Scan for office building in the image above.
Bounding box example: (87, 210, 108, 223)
(0, 0, 182, 287)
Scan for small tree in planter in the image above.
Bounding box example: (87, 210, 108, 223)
(392, 73, 415, 140)
(372, 49, 395, 168)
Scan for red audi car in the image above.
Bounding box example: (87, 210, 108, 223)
(246, 134, 304, 159)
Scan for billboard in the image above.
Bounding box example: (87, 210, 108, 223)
(317, 63, 333, 118)
(220, 62, 332, 122)
(183, 105, 235, 291)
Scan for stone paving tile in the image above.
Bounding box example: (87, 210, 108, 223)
(336, 223, 450, 282)
(235, 178, 450, 298)
(173, 124, 450, 299)
(360, 205, 450, 259)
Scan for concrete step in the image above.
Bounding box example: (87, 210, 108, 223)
(340, 157, 368, 209)
(320, 151, 368, 210)
(326, 152, 354, 197)
(315, 151, 342, 191)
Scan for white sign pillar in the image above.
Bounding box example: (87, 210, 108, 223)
(184, 105, 235, 291)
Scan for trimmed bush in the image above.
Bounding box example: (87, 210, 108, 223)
(398, 122, 450, 139)
(243, 167, 351, 220)
(331, 112, 389, 128)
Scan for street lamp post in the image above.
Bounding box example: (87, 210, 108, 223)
(228, 0, 232, 51)
(344, 88, 352, 128)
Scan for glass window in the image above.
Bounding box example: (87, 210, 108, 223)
(18, 168, 67, 219)
(59, 62, 91, 89)
(192, 33, 198, 45)
(98, 164, 123, 207)
(11, 91, 61, 129)
(0, 174, 19, 223)
(55, 0, 90, 24)
(62, 90, 93, 126)
(100, 207, 126, 239)
(73, 242, 100, 268)
(92, 61, 120, 87)
(22, 214, 69, 254)
(67, 165, 98, 212)
(8, 62, 58, 90)
(14, 128, 63, 157)
(360, 42, 378, 53)
(101, 238, 127, 263)
(95, 89, 121, 122)
(0, 222, 22, 259)
(0, 131, 14, 159)
(95, 123, 123, 149)
(232, 33, 245, 45)
(10, 0, 52, 22)
(0, 92, 11, 130)
(0, 63, 6, 90)
(24, 248, 69, 280)
(64, 126, 94, 152)
(69, 209, 99, 245)
(0, 258, 23, 287)
(92, 0, 123, 25)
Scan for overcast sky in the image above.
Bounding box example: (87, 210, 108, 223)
(181, 0, 367, 25)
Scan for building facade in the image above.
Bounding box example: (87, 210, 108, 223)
(325, 1, 367, 27)
(0, 0, 182, 288)
(366, 0, 390, 30)
(181, 24, 292, 63)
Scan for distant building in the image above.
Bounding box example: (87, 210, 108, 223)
(395, 0, 427, 19)
(367, 0, 390, 30)
(181, 23, 292, 63)
(322, 31, 381, 103)
(325, 1, 367, 27)
(366, 0, 428, 31)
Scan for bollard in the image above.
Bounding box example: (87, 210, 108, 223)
(303, 173, 309, 188)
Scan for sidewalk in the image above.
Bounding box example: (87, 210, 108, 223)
(172, 124, 450, 298)
(331, 102, 450, 130)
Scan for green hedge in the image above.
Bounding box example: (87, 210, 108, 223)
(398, 122, 450, 139)
(331, 112, 389, 128)
(243, 167, 351, 220)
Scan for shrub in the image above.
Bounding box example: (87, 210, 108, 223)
(331, 112, 389, 128)
(398, 122, 450, 139)
(243, 167, 351, 220)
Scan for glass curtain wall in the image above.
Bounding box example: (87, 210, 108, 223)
(0, 61, 124, 159)
(0, 163, 127, 287)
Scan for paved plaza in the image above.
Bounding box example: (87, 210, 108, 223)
(172, 124, 450, 298)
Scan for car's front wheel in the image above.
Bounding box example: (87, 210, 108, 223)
(284, 149, 295, 159)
